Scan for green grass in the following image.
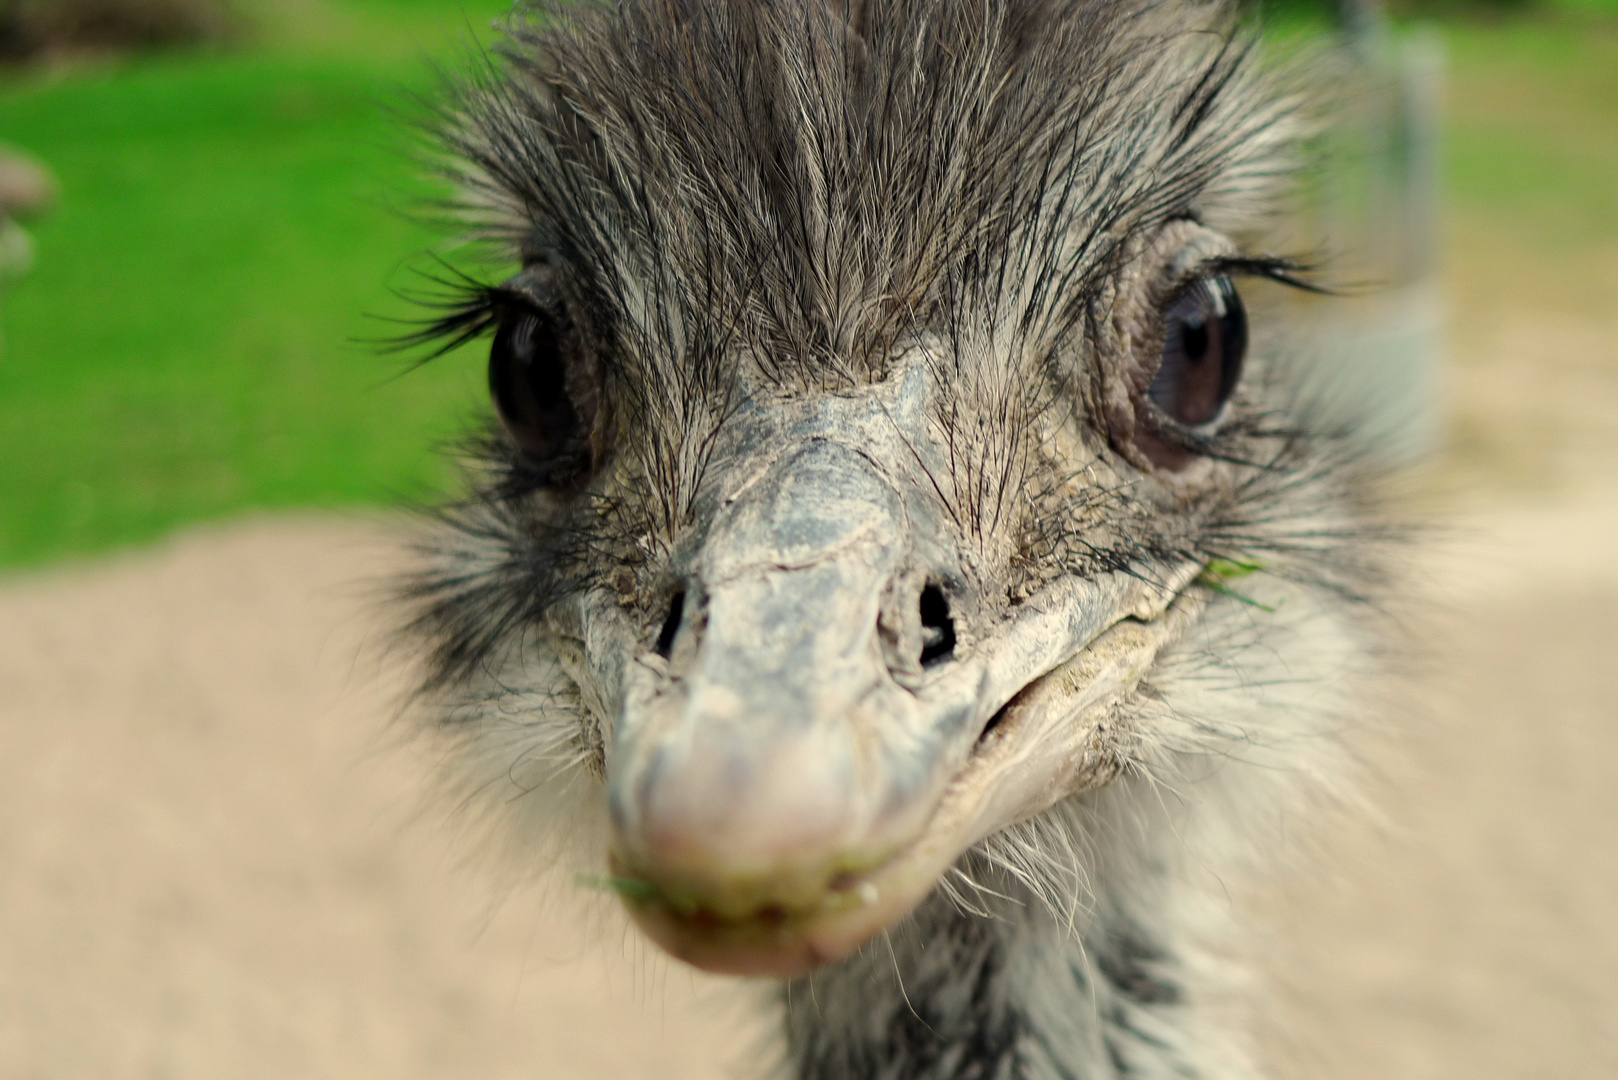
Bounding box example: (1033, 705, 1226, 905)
(1444, 23, 1618, 246)
(0, 1, 508, 568)
(1435, 20, 1618, 324)
(0, 2, 1614, 569)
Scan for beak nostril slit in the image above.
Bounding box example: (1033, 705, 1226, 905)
(919, 583, 956, 666)
(655, 591, 685, 659)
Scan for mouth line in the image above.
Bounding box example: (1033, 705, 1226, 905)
(615, 577, 1210, 977)
(940, 580, 1209, 832)
(908, 560, 1208, 755)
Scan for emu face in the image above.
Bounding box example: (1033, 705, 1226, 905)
(408, 0, 1344, 980)
(591, 328, 1214, 975)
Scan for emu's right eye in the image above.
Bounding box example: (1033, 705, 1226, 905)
(1149, 275, 1246, 430)
(1123, 270, 1248, 474)
(487, 276, 599, 484)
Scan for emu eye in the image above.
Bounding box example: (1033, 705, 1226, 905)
(1148, 276, 1246, 430)
(488, 275, 599, 484)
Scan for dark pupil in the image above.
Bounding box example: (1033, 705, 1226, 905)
(1181, 320, 1209, 368)
(1148, 276, 1246, 428)
(489, 310, 580, 461)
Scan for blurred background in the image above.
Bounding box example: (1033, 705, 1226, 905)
(0, 0, 1614, 1077)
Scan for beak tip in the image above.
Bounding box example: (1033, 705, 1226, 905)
(619, 725, 864, 873)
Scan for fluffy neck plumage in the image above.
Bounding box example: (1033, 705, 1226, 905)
(782, 866, 1221, 1080)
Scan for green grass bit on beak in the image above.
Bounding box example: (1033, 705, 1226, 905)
(1197, 558, 1280, 613)
(574, 872, 659, 901)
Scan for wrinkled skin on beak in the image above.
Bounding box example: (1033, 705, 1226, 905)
(554, 357, 1206, 976)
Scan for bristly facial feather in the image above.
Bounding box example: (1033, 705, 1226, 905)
(404, 0, 1316, 674)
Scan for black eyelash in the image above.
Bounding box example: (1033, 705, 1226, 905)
(1202, 255, 1334, 295)
(380, 259, 533, 362)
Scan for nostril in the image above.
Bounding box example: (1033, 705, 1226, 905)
(918, 583, 955, 666)
(655, 591, 685, 659)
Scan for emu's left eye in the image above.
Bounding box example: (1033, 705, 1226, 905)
(490, 308, 582, 462)
(487, 268, 602, 489)
(1149, 275, 1247, 429)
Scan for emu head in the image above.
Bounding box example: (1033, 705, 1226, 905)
(408, 0, 1349, 978)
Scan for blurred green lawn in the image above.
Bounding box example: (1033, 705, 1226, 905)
(0, 0, 511, 568)
(0, 1, 1614, 569)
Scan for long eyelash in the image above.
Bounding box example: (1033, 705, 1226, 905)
(1204, 255, 1333, 295)
(393, 287, 502, 359)
(379, 260, 527, 361)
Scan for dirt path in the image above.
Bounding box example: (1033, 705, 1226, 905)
(0, 520, 763, 1080)
(1254, 488, 1618, 1080)
(4, 302, 1616, 1076)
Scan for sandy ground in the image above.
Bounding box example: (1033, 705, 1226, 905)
(0, 520, 768, 1079)
(3, 304, 1617, 1077)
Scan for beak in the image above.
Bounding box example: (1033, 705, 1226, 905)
(584, 381, 1204, 977)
